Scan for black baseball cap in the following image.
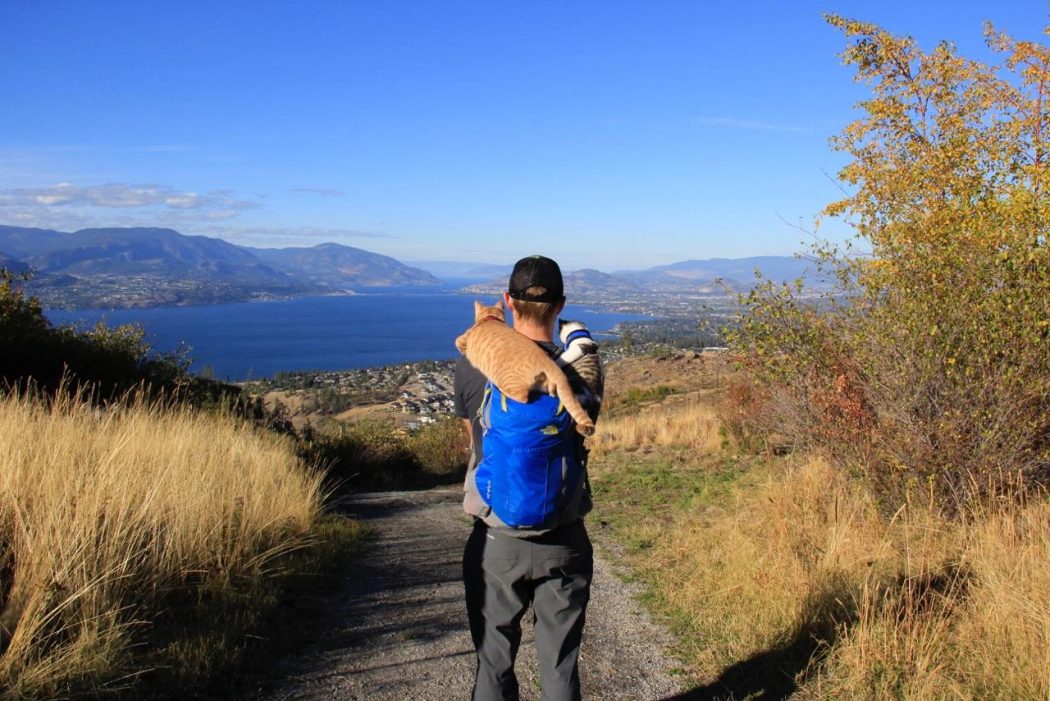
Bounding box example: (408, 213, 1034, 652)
(508, 255, 564, 302)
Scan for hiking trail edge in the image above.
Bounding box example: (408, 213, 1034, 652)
(261, 486, 684, 701)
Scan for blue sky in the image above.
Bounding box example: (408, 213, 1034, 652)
(2, 1, 1047, 270)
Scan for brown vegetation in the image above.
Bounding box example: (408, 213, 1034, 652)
(0, 390, 330, 698)
(592, 348, 1049, 699)
(592, 399, 722, 455)
(304, 415, 469, 490)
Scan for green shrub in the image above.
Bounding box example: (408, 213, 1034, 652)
(605, 385, 677, 417)
(0, 272, 190, 397)
(0, 271, 294, 438)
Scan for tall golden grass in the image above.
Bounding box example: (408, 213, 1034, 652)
(592, 400, 723, 456)
(0, 390, 325, 697)
(593, 367, 1049, 698)
(811, 487, 1050, 699)
(640, 456, 1050, 699)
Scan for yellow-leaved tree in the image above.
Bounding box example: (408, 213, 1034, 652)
(732, 16, 1050, 509)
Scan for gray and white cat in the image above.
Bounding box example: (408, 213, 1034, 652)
(557, 319, 604, 421)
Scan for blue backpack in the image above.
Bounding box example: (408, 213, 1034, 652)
(473, 382, 584, 529)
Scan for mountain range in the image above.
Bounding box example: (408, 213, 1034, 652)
(461, 256, 824, 299)
(0, 224, 824, 310)
(0, 225, 440, 308)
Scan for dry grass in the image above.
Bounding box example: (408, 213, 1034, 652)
(807, 491, 1050, 700)
(636, 458, 881, 674)
(593, 357, 1049, 698)
(0, 390, 326, 698)
(592, 399, 723, 456)
(629, 454, 1050, 699)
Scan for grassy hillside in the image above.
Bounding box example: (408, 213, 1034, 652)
(0, 276, 367, 697)
(607, 22, 1050, 699)
(0, 390, 358, 698)
(590, 351, 1049, 700)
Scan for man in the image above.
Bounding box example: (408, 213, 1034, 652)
(454, 255, 596, 701)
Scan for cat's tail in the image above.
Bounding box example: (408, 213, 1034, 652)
(549, 373, 595, 436)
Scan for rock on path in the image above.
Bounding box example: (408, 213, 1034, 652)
(262, 488, 684, 701)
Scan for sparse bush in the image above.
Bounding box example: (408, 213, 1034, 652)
(305, 419, 414, 487)
(717, 371, 775, 454)
(731, 18, 1050, 509)
(406, 416, 471, 476)
(605, 384, 677, 417)
(305, 416, 468, 489)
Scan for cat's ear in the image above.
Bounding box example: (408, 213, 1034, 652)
(495, 299, 503, 310)
(474, 300, 482, 314)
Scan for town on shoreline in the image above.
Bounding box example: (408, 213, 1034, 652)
(241, 359, 460, 431)
(239, 315, 727, 433)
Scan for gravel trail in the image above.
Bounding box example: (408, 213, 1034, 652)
(262, 487, 684, 701)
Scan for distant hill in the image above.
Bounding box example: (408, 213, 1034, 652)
(463, 255, 826, 299)
(0, 225, 70, 259)
(0, 225, 439, 309)
(612, 256, 824, 295)
(0, 251, 30, 275)
(563, 268, 644, 295)
(636, 256, 817, 284)
(19, 227, 290, 280)
(406, 260, 513, 282)
(248, 243, 440, 288)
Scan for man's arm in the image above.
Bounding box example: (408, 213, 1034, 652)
(461, 418, 473, 454)
(454, 355, 486, 466)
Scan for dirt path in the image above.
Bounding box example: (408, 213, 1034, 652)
(262, 487, 684, 701)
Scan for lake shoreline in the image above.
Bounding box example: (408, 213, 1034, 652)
(45, 293, 650, 381)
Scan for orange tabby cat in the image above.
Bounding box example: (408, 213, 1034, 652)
(455, 300, 596, 436)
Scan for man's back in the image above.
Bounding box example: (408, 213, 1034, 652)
(456, 254, 596, 701)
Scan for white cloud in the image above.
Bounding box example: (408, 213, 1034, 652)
(0, 202, 395, 245)
(163, 193, 203, 208)
(0, 182, 263, 215)
(200, 210, 245, 221)
(88, 184, 164, 207)
(0, 182, 270, 234)
(37, 191, 79, 206)
(0, 182, 393, 246)
(0, 206, 136, 231)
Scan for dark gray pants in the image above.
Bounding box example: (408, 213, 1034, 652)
(463, 520, 593, 701)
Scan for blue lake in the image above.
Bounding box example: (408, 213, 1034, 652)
(45, 294, 648, 381)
